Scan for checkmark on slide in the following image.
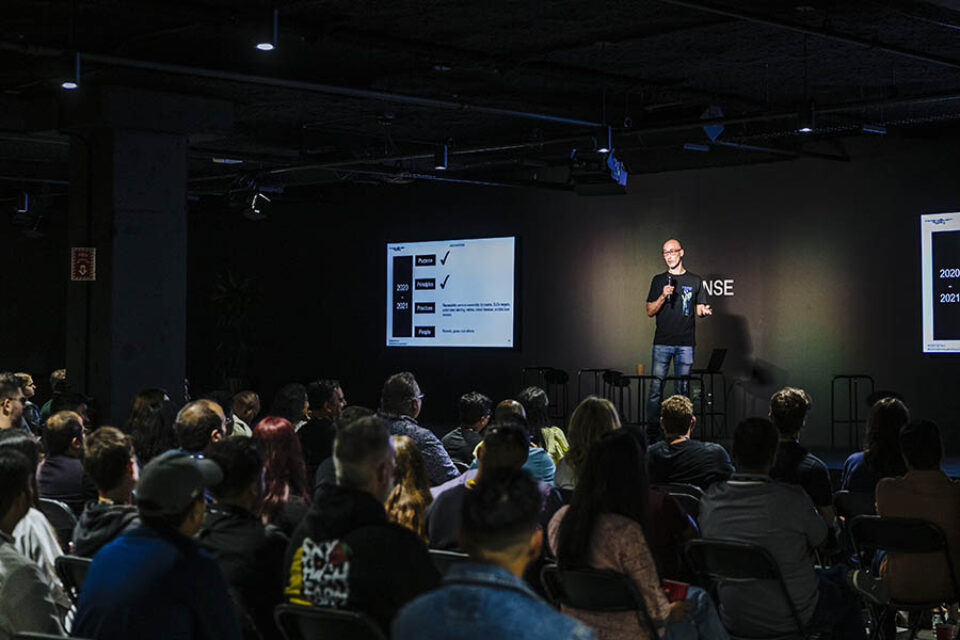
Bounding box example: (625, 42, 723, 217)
(440, 250, 450, 265)
(440, 275, 450, 289)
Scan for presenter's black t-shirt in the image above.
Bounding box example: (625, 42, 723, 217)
(647, 271, 707, 346)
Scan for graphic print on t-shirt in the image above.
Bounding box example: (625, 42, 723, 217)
(681, 286, 693, 317)
(300, 537, 351, 606)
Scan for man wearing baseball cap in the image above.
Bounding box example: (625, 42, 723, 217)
(73, 450, 241, 640)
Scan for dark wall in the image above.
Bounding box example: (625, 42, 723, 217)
(185, 135, 960, 451)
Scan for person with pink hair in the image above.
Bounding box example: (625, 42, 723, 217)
(252, 417, 311, 536)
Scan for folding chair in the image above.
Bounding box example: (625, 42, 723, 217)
(37, 498, 77, 551)
(274, 603, 385, 640)
(834, 490, 875, 564)
(428, 548, 470, 576)
(55, 554, 92, 605)
(653, 483, 704, 523)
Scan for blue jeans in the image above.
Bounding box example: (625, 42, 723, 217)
(664, 585, 730, 640)
(646, 344, 694, 443)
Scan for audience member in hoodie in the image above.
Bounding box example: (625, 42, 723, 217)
(198, 438, 287, 640)
(37, 411, 97, 517)
(73, 427, 140, 557)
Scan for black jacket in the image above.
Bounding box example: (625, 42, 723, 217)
(196, 503, 288, 640)
(297, 417, 336, 482)
(72, 500, 140, 557)
(284, 484, 440, 636)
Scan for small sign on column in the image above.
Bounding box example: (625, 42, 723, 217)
(71, 247, 97, 282)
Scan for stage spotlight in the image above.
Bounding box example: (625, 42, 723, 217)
(434, 144, 448, 171)
(798, 101, 815, 133)
(61, 53, 80, 90)
(595, 125, 612, 154)
(256, 8, 279, 51)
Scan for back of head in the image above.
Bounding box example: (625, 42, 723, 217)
(566, 396, 621, 477)
(126, 388, 168, 427)
(556, 429, 648, 568)
(270, 383, 308, 425)
(459, 467, 541, 561)
(83, 426, 135, 494)
(49, 369, 67, 395)
(459, 391, 492, 426)
(45, 410, 84, 456)
(130, 397, 178, 465)
(50, 391, 87, 416)
(899, 419, 942, 471)
(660, 394, 693, 437)
(307, 379, 340, 412)
(385, 435, 432, 538)
(232, 390, 260, 421)
(494, 399, 526, 424)
(480, 423, 530, 472)
(0, 450, 33, 523)
(204, 437, 263, 502)
(336, 405, 374, 431)
(733, 417, 779, 472)
(380, 372, 418, 415)
(252, 416, 308, 507)
(334, 416, 390, 489)
(174, 399, 223, 452)
(0, 428, 40, 468)
(202, 391, 234, 419)
(769, 387, 811, 437)
(0, 375, 20, 404)
(136, 450, 223, 530)
(517, 386, 549, 431)
(865, 397, 910, 475)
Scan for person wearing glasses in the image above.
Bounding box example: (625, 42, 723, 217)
(0, 374, 25, 432)
(645, 238, 712, 444)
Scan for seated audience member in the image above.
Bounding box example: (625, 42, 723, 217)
(441, 391, 491, 467)
(37, 410, 97, 517)
(270, 383, 310, 431)
(73, 427, 140, 557)
(469, 411, 557, 485)
(875, 420, 960, 603)
(299, 379, 345, 481)
(73, 450, 240, 640)
(0, 449, 66, 638)
(174, 398, 226, 454)
(313, 405, 375, 490)
(199, 438, 287, 640)
(647, 395, 734, 491)
(49, 391, 91, 430)
(841, 397, 909, 493)
(14, 373, 40, 434)
(550, 429, 727, 640)
(517, 386, 570, 465)
(39, 369, 67, 424)
(203, 391, 242, 438)
(394, 469, 595, 640)
(386, 435, 433, 542)
(231, 391, 260, 438)
(429, 422, 562, 552)
(126, 388, 178, 465)
(0, 430, 70, 612)
(252, 417, 311, 536)
(0, 374, 25, 431)
(377, 372, 459, 485)
(768, 387, 834, 526)
(495, 398, 526, 422)
(555, 396, 620, 492)
(285, 416, 441, 634)
(700, 418, 875, 639)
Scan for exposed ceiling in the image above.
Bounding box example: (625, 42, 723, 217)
(2, 0, 960, 206)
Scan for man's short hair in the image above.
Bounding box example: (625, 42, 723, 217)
(13, 373, 32, 390)
(50, 391, 87, 416)
(769, 387, 811, 436)
(204, 438, 263, 500)
(459, 392, 492, 426)
(334, 416, 391, 489)
(84, 427, 135, 493)
(0, 428, 40, 467)
(270, 383, 308, 425)
(900, 420, 942, 471)
(517, 387, 549, 430)
(334, 406, 374, 432)
(307, 379, 341, 411)
(380, 372, 419, 415)
(660, 395, 694, 436)
(0, 450, 32, 520)
(45, 411, 84, 456)
(732, 417, 779, 471)
(232, 390, 259, 414)
(493, 400, 526, 424)
(0, 375, 21, 401)
(49, 369, 67, 395)
(174, 399, 223, 452)
(459, 468, 541, 557)
(481, 423, 530, 471)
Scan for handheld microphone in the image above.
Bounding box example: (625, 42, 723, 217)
(667, 274, 675, 303)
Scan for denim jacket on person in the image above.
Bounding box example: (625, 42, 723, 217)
(392, 562, 595, 640)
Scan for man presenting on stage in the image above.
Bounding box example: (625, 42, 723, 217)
(645, 238, 711, 444)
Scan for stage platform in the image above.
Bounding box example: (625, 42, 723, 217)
(809, 448, 960, 485)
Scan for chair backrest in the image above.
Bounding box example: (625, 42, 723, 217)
(55, 554, 92, 605)
(668, 492, 701, 521)
(37, 498, 77, 550)
(834, 490, 875, 520)
(652, 482, 705, 499)
(540, 565, 659, 636)
(685, 538, 810, 636)
(428, 549, 470, 576)
(274, 604, 386, 640)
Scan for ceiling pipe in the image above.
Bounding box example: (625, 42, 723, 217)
(0, 41, 603, 128)
(650, 0, 960, 71)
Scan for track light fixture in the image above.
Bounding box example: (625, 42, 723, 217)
(256, 8, 279, 51)
(798, 101, 815, 133)
(861, 124, 887, 135)
(61, 53, 80, 90)
(434, 144, 448, 171)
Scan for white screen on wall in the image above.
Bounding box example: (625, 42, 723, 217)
(921, 212, 960, 353)
(386, 236, 516, 348)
